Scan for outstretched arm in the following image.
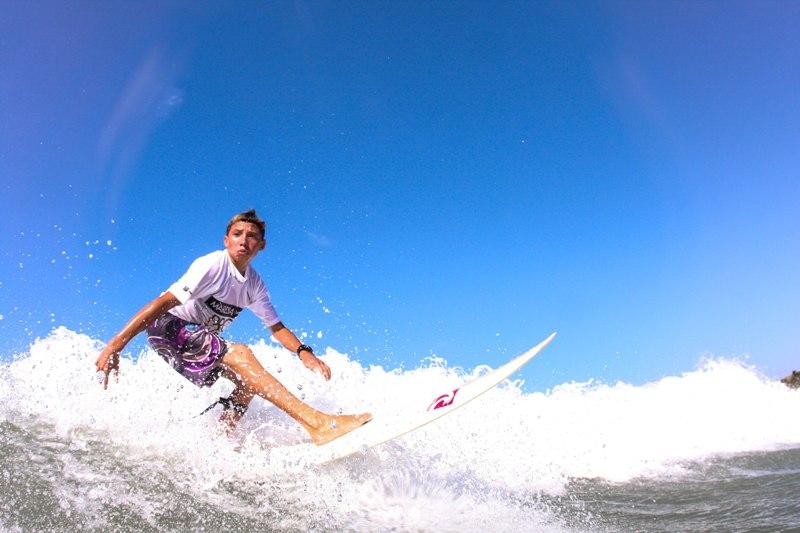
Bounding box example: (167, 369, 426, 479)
(95, 291, 180, 389)
(269, 322, 331, 380)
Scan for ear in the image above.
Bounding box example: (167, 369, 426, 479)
(259, 239, 266, 250)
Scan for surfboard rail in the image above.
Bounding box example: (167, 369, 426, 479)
(282, 332, 557, 464)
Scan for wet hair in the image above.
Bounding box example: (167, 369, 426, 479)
(226, 209, 266, 240)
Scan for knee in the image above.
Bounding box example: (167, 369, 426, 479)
(221, 344, 262, 378)
(224, 343, 255, 364)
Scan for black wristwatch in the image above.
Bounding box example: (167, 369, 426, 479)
(296, 344, 314, 357)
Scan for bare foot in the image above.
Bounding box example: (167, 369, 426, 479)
(311, 412, 373, 445)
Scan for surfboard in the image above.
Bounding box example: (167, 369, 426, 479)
(301, 332, 557, 464)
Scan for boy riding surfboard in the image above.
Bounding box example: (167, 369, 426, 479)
(95, 209, 372, 445)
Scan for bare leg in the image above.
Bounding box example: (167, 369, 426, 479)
(219, 343, 371, 445)
(218, 370, 255, 436)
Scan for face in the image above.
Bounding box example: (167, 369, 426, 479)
(224, 221, 265, 268)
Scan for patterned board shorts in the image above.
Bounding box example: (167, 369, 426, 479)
(146, 313, 228, 387)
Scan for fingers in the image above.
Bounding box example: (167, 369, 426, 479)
(96, 353, 110, 389)
(304, 356, 331, 380)
(314, 358, 331, 380)
(97, 351, 119, 390)
(95, 352, 107, 373)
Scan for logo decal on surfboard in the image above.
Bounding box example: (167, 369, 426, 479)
(428, 388, 460, 411)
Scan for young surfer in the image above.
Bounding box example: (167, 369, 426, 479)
(94, 209, 372, 445)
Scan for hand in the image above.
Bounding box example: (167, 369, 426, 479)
(299, 351, 331, 380)
(95, 345, 120, 389)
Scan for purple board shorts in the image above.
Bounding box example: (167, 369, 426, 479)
(146, 313, 228, 387)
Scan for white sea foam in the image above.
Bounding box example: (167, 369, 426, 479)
(2, 327, 800, 530)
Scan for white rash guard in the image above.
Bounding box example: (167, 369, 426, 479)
(166, 250, 281, 333)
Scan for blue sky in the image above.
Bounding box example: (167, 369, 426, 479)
(1, 1, 798, 390)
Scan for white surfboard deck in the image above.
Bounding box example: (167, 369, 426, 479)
(286, 332, 556, 465)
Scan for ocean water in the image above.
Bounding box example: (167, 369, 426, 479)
(2, 327, 800, 532)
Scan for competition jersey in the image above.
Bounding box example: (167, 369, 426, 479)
(166, 250, 281, 333)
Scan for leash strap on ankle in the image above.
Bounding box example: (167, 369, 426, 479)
(198, 396, 249, 417)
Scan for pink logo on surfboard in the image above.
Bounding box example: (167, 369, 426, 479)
(428, 388, 460, 411)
